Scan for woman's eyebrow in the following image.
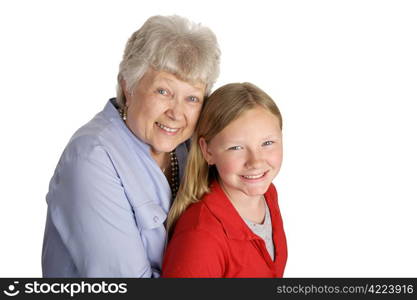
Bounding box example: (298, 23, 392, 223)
(156, 77, 204, 94)
(154, 77, 173, 86)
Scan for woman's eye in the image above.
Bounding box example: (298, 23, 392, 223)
(228, 146, 243, 150)
(263, 141, 274, 146)
(157, 89, 169, 96)
(187, 96, 199, 103)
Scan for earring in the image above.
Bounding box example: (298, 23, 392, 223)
(118, 105, 127, 121)
(122, 107, 127, 121)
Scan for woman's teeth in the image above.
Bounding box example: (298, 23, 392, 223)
(156, 122, 179, 133)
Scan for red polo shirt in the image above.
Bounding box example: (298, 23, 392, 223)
(162, 180, 287, 278)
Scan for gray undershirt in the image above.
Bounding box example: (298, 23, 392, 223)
(243, 197, 275, 261)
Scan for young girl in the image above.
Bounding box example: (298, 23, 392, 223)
(162, 83, 287, 278)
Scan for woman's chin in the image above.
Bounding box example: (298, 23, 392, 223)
(150, 140, 182, 154)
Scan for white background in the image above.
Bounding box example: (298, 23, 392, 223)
(1, 0, 416, 277)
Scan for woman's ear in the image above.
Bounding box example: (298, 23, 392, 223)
(121, 79, 131, 107)
(199, 137, 213, 165)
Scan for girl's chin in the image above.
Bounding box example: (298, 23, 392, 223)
(221, 180, 271, 199)
(243, 185, 270, 197)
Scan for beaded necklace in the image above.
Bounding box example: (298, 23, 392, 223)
(168, 151, 179, 199)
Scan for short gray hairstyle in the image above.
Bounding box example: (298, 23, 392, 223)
(117, 15, 221, 107)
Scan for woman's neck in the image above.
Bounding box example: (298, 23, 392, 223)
(151, 150, 169, 171)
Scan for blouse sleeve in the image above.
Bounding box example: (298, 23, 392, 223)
(47, 146, 153, 277)
(162, 228, 226, 278)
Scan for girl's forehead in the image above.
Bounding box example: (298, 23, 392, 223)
(227, 107, 280, 129)
(213, 107, 282, 142)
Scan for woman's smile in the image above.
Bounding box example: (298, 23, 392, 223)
(124, 69, 205, 154)
(155, 122, 180, 134)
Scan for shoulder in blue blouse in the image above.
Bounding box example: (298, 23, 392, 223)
(42, 99, 188, 277)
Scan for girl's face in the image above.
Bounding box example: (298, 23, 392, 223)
(200, 106, 283, 202)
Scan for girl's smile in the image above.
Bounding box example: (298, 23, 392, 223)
(200, 105, 283, 203)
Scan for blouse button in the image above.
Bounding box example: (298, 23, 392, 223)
(153, 216, 159, 223)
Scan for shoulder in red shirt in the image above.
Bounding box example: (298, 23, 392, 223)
(162, 180, 287, 278)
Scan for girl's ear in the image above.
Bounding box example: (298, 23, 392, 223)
(199, 137, 213, 165)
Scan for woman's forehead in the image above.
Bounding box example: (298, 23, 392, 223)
(147, 69, 206, 93)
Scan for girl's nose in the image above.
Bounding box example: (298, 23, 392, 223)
(245, 150, 263, 169)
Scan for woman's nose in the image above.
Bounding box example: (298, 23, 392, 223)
(166, 98, 183, 121)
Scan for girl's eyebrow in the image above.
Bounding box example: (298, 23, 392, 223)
(262, 134, 282, 140)
(222, 134, 281, 144)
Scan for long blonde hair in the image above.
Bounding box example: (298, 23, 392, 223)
(166, 82, 283, 234)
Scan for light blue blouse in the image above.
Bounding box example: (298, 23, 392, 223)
(42, 99, 188, 277)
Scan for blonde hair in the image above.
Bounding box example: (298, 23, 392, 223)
(166, 82, 282, 234)
(117, 15, 220, 108)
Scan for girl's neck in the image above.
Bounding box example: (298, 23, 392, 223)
(220, 180, 266, 224)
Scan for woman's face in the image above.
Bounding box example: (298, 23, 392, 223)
(200, 106, 283, 202)
(124, 69, 206, 156)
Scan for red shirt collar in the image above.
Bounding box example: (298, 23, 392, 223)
(202, 180, 280, 241)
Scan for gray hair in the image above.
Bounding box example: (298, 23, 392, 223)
(117, 15, 221, 107)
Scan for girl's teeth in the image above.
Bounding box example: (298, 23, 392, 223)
(243, 173, 264, 179)
(156, 122, 179, 132)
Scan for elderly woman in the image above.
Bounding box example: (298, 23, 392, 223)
(42, 15, 220, 277)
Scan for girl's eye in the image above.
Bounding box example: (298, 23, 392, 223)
(228, 146, 243, 150)
(157, 89, 169, 96)
(263, 141, 274, 146)
(187, 96, 199, 103)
